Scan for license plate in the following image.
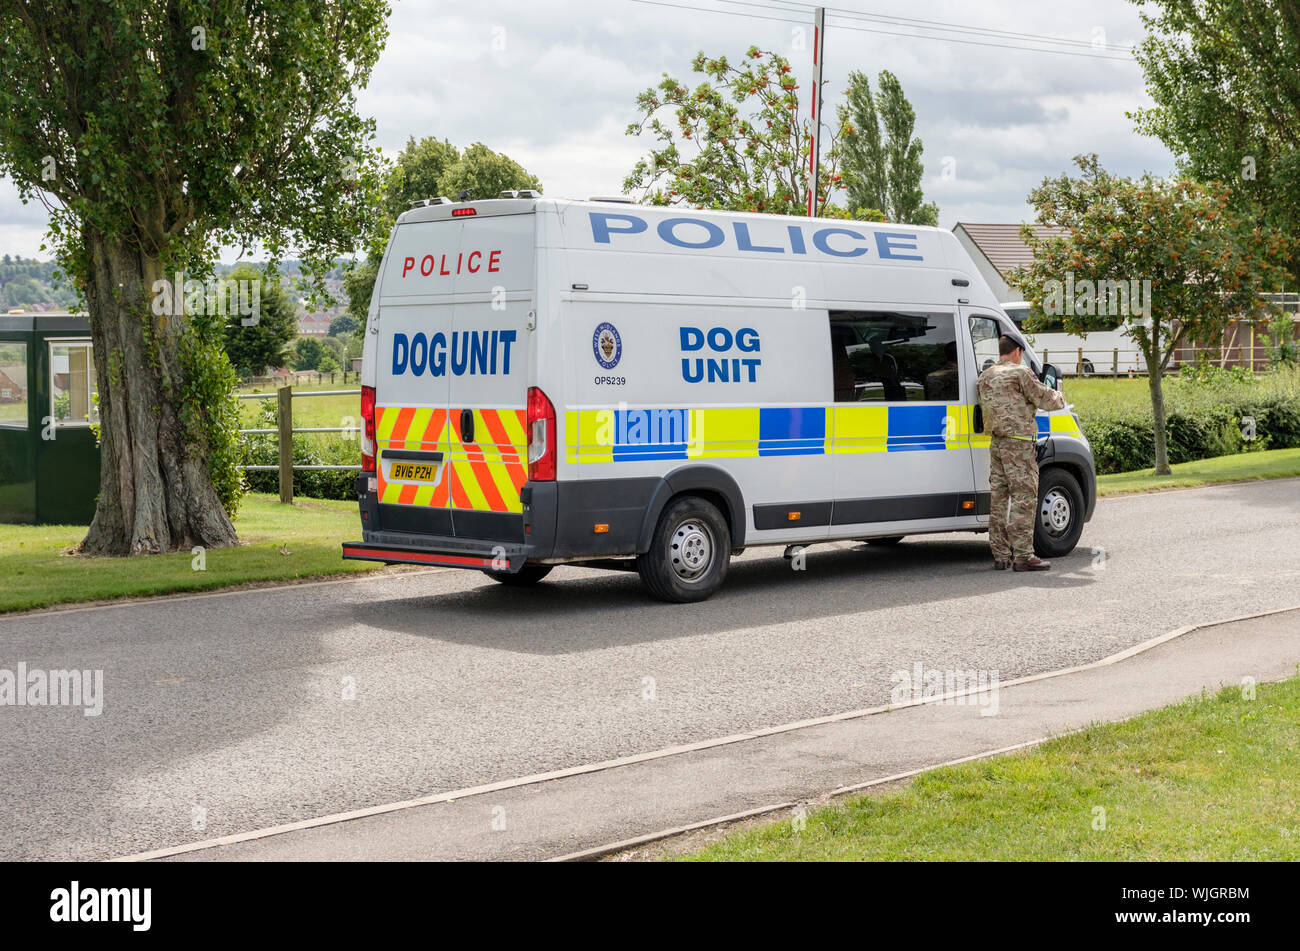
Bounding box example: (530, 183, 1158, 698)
(389, 462, 439, 482)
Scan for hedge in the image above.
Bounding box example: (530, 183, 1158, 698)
(1079, 368, 1300, 474)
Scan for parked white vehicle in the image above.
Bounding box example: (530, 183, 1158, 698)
(342, 196, 1097, 602)
(1001, 302, 1147, 376)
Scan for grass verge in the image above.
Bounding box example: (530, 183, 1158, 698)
(1096, 447, 1300, 496)
(683, 675, 1300, 861)
(0, 493, 378, 614)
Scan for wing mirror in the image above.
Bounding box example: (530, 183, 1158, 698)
(1040, 363, 1062, 391)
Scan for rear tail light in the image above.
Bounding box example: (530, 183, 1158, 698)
(526, 386, 556, 481)
(360, 385, 377, 473)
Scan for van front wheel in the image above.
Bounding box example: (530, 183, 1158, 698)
(637, 497, 731, 603)
(1034, 468, 1085, 558)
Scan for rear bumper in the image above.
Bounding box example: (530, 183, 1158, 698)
(344, 473, 661, 572)
(342, 539, 527, 571)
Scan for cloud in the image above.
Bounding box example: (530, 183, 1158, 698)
(0, 0, 1175, 259)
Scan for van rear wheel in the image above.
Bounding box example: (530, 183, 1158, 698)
(637, 497, 730, 603)
(486, 564, 553, 587)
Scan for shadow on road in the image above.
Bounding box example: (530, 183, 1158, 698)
(359, 536, 1100, 655)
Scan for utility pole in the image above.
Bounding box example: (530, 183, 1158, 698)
(806, 6, 826, 218)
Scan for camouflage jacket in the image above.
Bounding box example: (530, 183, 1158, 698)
(977, 359, 1066, 441)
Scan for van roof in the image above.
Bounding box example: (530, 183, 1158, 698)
(395, 196, 956, 237)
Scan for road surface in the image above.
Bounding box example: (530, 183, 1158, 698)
(1, 478, 1297, 860)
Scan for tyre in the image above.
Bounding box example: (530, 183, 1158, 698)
(1034, 467, 1085, 558)
(866, 535, 905, 546)
(636, 496, 731, 603)
(485, 564, 553, 587)
(1081, 360, 1096, 377)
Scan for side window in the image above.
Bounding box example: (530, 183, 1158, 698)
(970, 316, 1001, 376)
(828, 310, 958, 403)
(0, 341, 28, 429)
(50, 341, 98, 426)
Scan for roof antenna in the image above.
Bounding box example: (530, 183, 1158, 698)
(457, 189, 472, 202)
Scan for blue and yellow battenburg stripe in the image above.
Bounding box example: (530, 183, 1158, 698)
(564, 404, 1081, 464)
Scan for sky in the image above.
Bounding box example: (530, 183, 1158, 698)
(0, 0, 1176, 262)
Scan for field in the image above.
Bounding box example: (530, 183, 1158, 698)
(236, 379, 362, 431)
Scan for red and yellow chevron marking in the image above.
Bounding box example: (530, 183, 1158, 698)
(375, 404, 527, 513)
(375, 405, 452, 507)
(447, 407, 528, 513)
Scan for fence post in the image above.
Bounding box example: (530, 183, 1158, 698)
(1113, 348, 1119, 377)
(1076, 346, 1084, 376)
(277, 384, 293, 504)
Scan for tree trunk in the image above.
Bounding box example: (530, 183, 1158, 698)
(79, 230, 238, 555)
(1147, 363, 1171, 475)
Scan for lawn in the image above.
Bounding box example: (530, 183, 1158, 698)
(0, 493, 379, 614)
(684, 675, 1300, 861)
(236, 379, 362, 431)
(1096, 447, 1300, 496)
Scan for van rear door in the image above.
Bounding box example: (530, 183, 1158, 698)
(443, 210, 535, 540)
(373, 204, 535, 541)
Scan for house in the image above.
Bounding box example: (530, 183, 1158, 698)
(952, 222, 1065, 303)
(0, 364, 24, 402)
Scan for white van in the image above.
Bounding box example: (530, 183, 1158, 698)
(343, 196, 1097, 602)
(1001, 302, 1147, 376)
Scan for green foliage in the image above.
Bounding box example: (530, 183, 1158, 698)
(1079, 367, 1300, 473)
(1129, 0, 1300, 280)
(177, 320, 245, 519)
(290, 337, 326, 371)
(838, 70, 938, 226)
(221, 265, 299, 376)
(317, 349, 342, 373)
(623, 46, 847, 214)
(240, 403, 358, 500)
(0, 1, 392, 293)
(0, 256, 82, 310)
(342, 136, 541, 330)
(328, 313, 359, 337)
(1008, 153, 1293, 471)
(383, 137, 461, 218)
(439, 142, 540, 202)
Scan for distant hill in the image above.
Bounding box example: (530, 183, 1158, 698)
(0, 255, 353, 315)
(0, 256, 81, 311)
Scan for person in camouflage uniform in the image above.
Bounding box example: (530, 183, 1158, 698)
(977, 335, 1066, 571)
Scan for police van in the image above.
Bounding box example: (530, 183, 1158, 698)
(343, 195, 1097, 602)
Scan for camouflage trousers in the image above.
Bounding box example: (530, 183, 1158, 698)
(989, 436, 1039, 562)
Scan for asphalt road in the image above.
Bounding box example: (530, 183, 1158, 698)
(2, 478, 1298, 861)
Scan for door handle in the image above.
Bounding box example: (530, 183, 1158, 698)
(460, 408, 474, 443)
(973, 405, 984, 434)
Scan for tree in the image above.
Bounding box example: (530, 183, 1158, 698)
(1129, 0, 1300, 277)
(1008, 155, 1292, 474)
(0, 1, 389, 554)
(623, 46, 847, 215)
(222, 266, 298, 377)
(839, 70, 938, 226)
(290, 337, 326, 372)
(341, 137, 540, 332)
(328, 313, 359, 337)
(439, 142, 540, 202)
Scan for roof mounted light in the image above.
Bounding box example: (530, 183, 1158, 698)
(517, 189, 541, 198)
(499, 190, 520, 199)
